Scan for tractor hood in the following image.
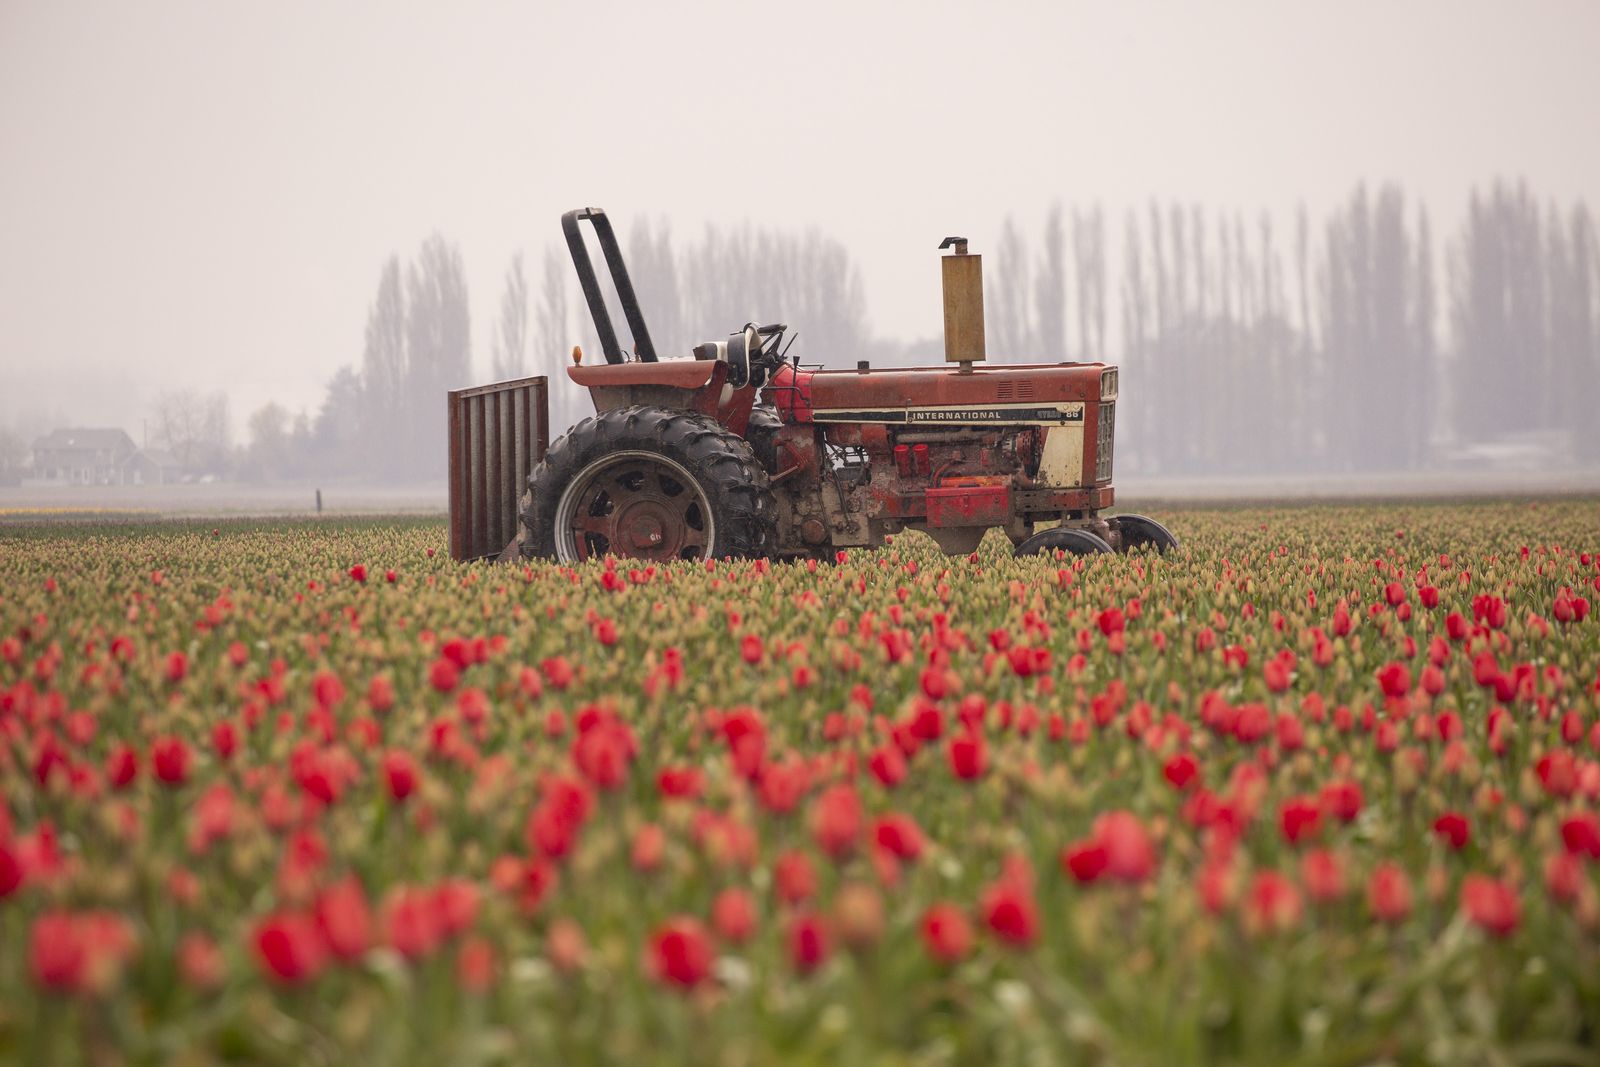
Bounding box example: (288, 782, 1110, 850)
(767, 361, 1113, 426)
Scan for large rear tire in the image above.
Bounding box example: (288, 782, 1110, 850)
(521, 406, 776, 563)
(744, 404, 784, 475)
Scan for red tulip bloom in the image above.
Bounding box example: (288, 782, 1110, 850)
(1278, 796, 1323, 846)
(656, 765, 705, 801)
(1242, 869, 1302, 935)
(648, 917, 713, 989)
(787, 912, 830, 974)
(1367, 862, 1413, 923)
(1461, 875, 1520, 938)
(774, 849, 817, 906)
(980, 878, 1039, 948)
(1163, 752, 1200, 791)
(711, 887, 758, 943)
(150, 737, 191, 787)
(1560, 812, 1600, 858)
(947, 731, 987, 781)
(920, 902, 974, 964)
(868, 744, 907, 788)
(383, 887, 444, 960)
(164, 651, 188, 684)
(1432, 812, 1470, 851)
(29, 911, 88, 993)
(871, 812, 925, 862)
(1060, 839, 1109, 884)
(428, 658, 460, 693)
(252, 912, 326, 983)
(105, 745, 139, 790)
(1093, 811, 1157, 883)
(809, 783, 862, 859)
(315, 877, 374, 962)
(348, 563, 367, 583)
(1376, 662, 1411, 699)
(1299, 849, 1346, 904)
(383, 750, 419, 801)
(1319, 780, 1363, 822)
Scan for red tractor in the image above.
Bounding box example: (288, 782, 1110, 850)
(446, 207, 1177, 564)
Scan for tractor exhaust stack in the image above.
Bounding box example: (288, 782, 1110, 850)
(939, 236, 986, 368)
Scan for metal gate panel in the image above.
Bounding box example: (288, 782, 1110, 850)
(448, 376, 549, 561)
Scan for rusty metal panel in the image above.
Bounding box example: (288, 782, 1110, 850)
(926, 485, 1010, 527)
(448, 376, 549, 561)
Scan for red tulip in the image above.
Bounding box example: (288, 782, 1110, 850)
(786, 912, 830, 974)
(1432, 812, 1470, 851)
(647, 917, 713, 989)
(1242, 870, 1302, 935)
(315, 877, 374, 962)
(1367, 862, 1413, 923)
(711, 887, 758, 944)
(809, 783, 862, 859)
(383, 750, 419, 801)
(919, 902, 974, 964)
(868, 744, 907, 788)
(946, 731, 987, 781)
(980, 878, 1039, 948)
(1560, 812, 1600, 858)
(1093, 811, 1156, 883)
(150, 737, 191, 787)
(1060, 840, 1109, 884)
(774, 849, 817, 905)
(252, 912, 326, 983)
(872, 813, 925, 862)
(1163, 752, 1200, 791)
(1461, 875, 1520, 938)
(1299, 849, 1346, 904)
(1278, 796, 1323, 846)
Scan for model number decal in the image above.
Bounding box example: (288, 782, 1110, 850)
(811, 403, 1084, 425)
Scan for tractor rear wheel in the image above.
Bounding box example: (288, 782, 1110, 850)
(520, 406, 776, 564)
(1014, 526, 1114, 557)
(1108, 514, 1181, 553)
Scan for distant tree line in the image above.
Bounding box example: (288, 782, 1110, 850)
(224, 179, 1595, 484)
(984, 179, 1599, 474)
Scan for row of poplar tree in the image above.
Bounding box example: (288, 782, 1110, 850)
(276, 178, 1597, 482)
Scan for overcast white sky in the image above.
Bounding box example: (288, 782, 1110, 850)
(2, 0, 1597, 438)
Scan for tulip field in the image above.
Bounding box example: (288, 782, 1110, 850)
(2, 500, 1599, 1065)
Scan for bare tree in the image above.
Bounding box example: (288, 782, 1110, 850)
(150, 389, 230, 472)
(489, 253, 528, 382)
(403, 234, 471, 478)
(1035, 206, 1067, 359)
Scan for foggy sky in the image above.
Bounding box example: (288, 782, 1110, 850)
(2, 0, 1597, 437)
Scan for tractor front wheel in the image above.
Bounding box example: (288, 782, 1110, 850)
(1014, 526, 1114, 557)
(1108, 514, 1181, 553)
(520, 406, 776, 564)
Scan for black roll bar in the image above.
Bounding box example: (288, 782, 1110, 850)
(560, 207, 658, 365)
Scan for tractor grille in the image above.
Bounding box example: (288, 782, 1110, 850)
(1096, 401, 1115, 482)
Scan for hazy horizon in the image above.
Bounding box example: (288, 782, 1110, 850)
(3, 1, 1599, 442)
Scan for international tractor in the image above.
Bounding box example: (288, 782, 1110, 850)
(446, 207, 1178, 564)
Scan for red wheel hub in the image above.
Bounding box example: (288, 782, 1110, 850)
(562, 455, 710, 562)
